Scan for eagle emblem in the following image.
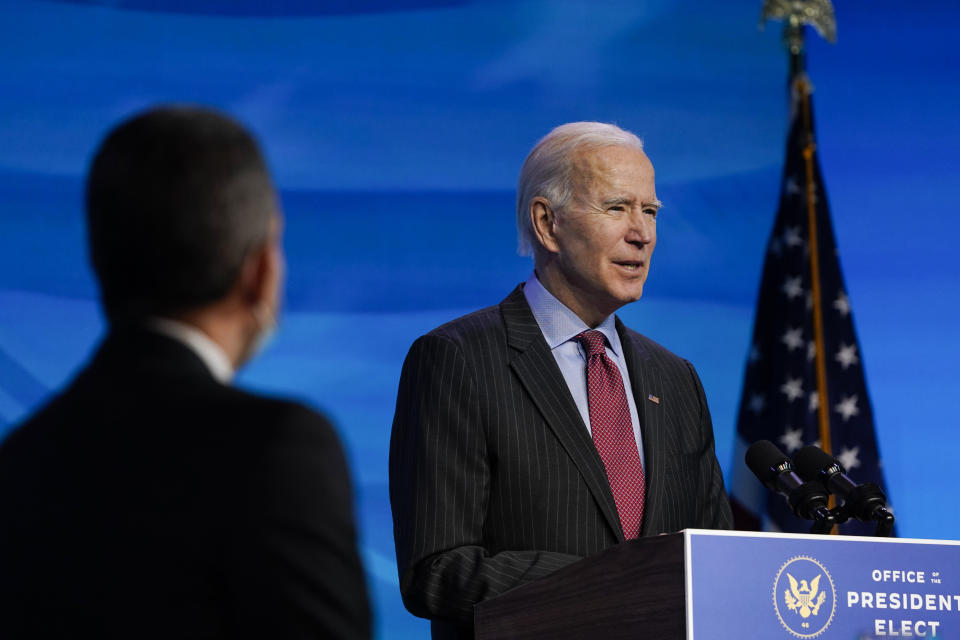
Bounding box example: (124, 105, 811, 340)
(774, 556, 836, 637)
(784, 573, 826, 618)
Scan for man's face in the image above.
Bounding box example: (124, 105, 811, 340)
(548, 145, 658, 322)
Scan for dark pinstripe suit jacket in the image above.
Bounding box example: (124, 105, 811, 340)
(390, 286, 733, 639)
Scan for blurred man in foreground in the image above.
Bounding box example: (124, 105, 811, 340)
(390, 122, 733, 639)
(0, 107, 371, 639)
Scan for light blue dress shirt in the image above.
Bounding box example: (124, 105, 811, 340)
(522, 273, 646, 469)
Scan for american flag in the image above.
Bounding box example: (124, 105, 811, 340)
(729, 70, 894, 536)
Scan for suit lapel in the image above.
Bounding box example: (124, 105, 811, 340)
(616, 320, 666, 536)
(500, 286, 624, 542)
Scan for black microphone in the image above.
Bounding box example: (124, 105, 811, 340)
(793, 445, 894, 533)
(745, 440, 835, 530)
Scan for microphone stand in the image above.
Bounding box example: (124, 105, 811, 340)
(821, 481, 896, 537)
(785, 481, 837, 534)
(809, 507, 836, 535)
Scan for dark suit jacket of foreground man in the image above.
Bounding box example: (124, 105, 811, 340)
(390, 286, 733, 639)
(0, 327, 371, 639)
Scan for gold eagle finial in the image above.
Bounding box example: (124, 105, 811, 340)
(760, 0, 837, 54)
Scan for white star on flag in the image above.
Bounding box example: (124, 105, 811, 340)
(785, 177, 802, 195)
(780, 377, 804, 402)
(779, 427, 803, 453)
(783, 226, 804, 248)
(748, 393, 765, 415)
(781, 327, 804, 352)
(835, 343, 859, 370)
(833, 291, 851, 317)
(808, 391, 819, 412)
(837, 446, 861, 471)
(835, 395, 860, 421)
(782, 276, 804, 300)
(807, 341, 816, 362)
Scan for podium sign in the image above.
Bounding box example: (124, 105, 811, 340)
(687, 529, 960, 639)
(475, 529, 960, 639)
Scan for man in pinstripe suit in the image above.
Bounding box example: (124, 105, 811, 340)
(390, 122, 733, 639)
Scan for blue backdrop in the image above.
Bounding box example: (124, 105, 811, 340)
(1, 1, 958, 637)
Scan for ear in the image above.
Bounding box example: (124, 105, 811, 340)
(529, 197, 560, 254)
(237, 240, 281, 311)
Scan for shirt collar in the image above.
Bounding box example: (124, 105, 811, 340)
(523, 272, 623, 357)
(146, 317, 235, 384)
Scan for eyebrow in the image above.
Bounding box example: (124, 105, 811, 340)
(602, 196, 634, 207)
(602, 197, 663, 210)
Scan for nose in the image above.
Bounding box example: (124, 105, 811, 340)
(625, 208, 656, 247)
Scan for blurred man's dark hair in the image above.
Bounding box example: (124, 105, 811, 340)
(86, 106, 277, 323)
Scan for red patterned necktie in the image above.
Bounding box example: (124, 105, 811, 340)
(576, 329, 646, 539)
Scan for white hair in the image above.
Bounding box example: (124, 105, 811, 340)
(515, 121, 644, 256)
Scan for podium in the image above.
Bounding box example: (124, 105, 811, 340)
(475, 529, 960, 639)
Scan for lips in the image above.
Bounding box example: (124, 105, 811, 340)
(613, 260, 644, 271)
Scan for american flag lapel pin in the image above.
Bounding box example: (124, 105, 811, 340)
(648, 394, 660, 405)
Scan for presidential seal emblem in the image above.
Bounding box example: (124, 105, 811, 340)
(773, 556, 836, 638)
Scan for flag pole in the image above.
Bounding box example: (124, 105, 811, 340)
(760, 0, 837, 454)
(798, 79, 833, 455)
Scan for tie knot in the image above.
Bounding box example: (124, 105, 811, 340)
(576, 330, 607, 357)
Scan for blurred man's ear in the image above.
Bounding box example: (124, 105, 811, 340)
(244, 242, 281, 312)
(235, 217, 283, 318)
(231, 231, 282, 368)
(529, 197, 560, 255)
